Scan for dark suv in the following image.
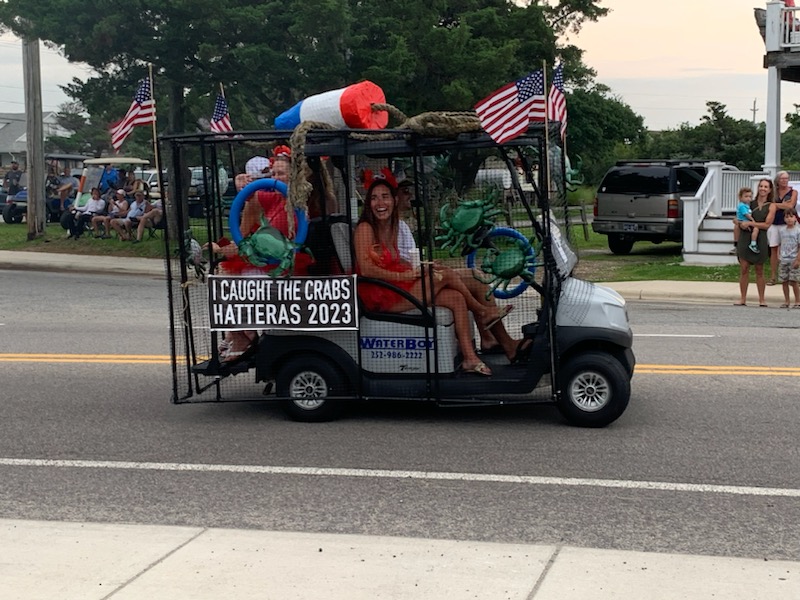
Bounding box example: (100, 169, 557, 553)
(592, 160, 708, 255)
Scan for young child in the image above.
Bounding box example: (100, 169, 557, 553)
(733, 187, 759, 253)
(779, 208, 800, 308)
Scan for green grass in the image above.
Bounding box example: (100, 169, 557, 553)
(566, 185, 595, 206)
(576, 237, 741, 283)
(0, 221, 168, 258)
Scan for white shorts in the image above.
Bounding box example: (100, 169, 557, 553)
(768, 224, 785, 247)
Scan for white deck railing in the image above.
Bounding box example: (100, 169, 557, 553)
(763, 3, 800, 51)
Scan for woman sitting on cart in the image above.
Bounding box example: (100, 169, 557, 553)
(354, 171, 514, 377)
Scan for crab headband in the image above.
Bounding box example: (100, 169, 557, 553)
(363, 167, 398, 193)
(272, 144, 291, 158)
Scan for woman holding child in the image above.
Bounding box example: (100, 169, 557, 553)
(735, 178, 776, 307)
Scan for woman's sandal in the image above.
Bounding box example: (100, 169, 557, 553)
(766, 279, 777, 286)
(781, 303, 790, 309)
(460, 361, 492, 377)
(482, 305, 514, 330)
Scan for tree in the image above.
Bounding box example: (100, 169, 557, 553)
(2, 1, 610, 131)
(780, 104, 800, 169)
(565, 85, 646, 183)
(642, 102, 763, 171)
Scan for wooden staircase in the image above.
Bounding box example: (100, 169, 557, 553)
(682, 215, 738, 266)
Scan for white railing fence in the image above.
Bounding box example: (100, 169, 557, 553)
(764, 3, 800, 51)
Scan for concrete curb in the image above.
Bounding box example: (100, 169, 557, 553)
(0, 250, 165, 277)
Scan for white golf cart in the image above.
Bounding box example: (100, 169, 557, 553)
(71, 157, 151, 209)
(162, 123, 634, 427)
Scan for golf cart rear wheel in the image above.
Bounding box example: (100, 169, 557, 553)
(277, 356, 346, 422)
(556, 351, 630, 427)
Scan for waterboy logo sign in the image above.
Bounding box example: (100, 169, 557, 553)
(208, 275, 358, 331)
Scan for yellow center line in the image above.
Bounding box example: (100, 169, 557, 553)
(0, 354, 173, 364)
(0, 355, 799, 376)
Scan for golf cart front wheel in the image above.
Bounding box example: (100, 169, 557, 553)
(277, 356, 346, 422)
(556, 351, 630, 427)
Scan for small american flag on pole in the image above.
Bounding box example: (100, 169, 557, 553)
(474, 70, 546, 144)
(547, 63, 567, 139)
(109, 79, 156, 151)
(210, 94, 233, 133)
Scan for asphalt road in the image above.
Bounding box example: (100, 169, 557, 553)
(1, 270, 799, 563)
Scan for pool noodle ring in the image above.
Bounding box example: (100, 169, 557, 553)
(466, 227, 536, 299)
(228, 178, 308, 251)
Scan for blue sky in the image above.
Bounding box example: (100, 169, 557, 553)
(1, 1, 796, 131)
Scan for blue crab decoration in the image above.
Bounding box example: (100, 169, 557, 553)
(436, 193, 504, 256)
(467, 227, 540, 299)
(238, 216, 303, 277)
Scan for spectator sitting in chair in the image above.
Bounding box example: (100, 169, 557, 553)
(64, 187, 106, 240)
(92, 189, 128, 238)
(133, 200, 163, 243)
(109, 190, 149, 241)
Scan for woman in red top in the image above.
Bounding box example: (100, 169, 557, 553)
(354, 175, 509, 376)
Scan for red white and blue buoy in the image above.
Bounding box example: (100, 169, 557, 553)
(274, 81, 389, 130)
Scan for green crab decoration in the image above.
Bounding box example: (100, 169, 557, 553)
(436, 193, 504, 256)
(238, 216, 303, 277)
(474, 237, 538, 299)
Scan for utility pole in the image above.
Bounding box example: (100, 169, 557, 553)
(22, 37, 45, 239)
(751, 98, 759, 124)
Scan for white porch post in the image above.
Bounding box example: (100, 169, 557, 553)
(764, 1, 783, 176)
(706, 161, 724, 216)
(764, 66, 781, 176)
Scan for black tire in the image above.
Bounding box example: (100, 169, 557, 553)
(607, 234, 634, 255)
(2, 203, 22, 224)
(277, 356, 347, 422)
(556, 351, 630, 428)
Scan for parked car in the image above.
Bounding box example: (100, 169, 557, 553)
(591, 160, 736, 255)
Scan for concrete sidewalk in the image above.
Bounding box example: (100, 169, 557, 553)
(2, 518, 798, 600)
(0, 249, 791, 305)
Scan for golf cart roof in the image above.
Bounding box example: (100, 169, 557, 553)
(160, 123, 558, 158)
(83, 157, 150, 166)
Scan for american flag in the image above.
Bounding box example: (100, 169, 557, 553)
(547, 63, 568, 139)
(210, 94, 233, 133)
(109, 79, 156, 151)
(474, 70, 546, 144)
